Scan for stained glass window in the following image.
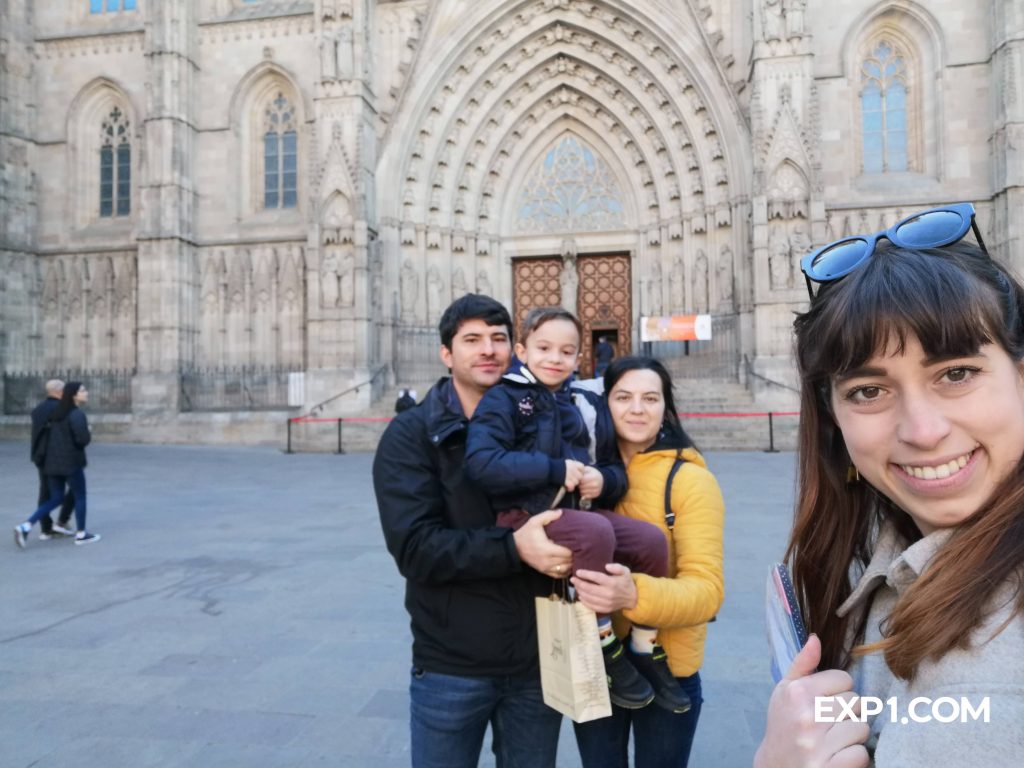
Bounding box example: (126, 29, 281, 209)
(99, 106, 130, 217)
(516, 135, 625, 233)
(861, 41, 909, 173)
(263, 92, 298, 209)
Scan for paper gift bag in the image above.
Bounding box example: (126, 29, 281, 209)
(534, 593, 612, 723)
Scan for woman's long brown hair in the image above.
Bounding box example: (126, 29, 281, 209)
(788, 241, 1024, 679)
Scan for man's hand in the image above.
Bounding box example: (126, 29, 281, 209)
(578, 466, 604, 501)
(572, 563, 637, 613)
(563, 460, 585, 491)
(753, 635, 869, 768)
(513, 510, 573, 577)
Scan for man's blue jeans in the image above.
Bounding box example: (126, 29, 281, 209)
(572, 672, 702, 768)
(409, 667, 561, 768)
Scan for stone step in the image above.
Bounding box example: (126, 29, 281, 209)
(285, 409, 799, 454)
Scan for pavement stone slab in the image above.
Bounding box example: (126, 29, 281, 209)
(1, 440, 797, 767)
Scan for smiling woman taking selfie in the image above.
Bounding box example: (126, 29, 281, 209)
(756, 204, 1024, 768)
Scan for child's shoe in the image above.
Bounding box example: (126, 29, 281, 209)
(602, 636, 654, 709)
(629, 643, 692, 713)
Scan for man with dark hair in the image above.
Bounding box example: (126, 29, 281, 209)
(374, 293, 571, 768)
(30, 379, 76, 539)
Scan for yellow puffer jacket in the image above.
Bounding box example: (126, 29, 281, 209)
(612, 447, 725, 677)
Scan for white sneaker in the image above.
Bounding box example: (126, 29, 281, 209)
(14, 525, 28, 549)
(51, 524, 74, 536)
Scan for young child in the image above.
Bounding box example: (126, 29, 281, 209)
(466, 307, 690, 713)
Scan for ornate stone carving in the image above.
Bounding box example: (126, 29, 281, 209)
(718, 246, 734, 309)
(762, 0, 784, 42)
(427, 266, 444, 322)
(400, 259, 417, 320)
(452, 267, 469, 298)
(669, 256, 685, 311)
(692, 250, 709, 313)
(476, 268, 493, 297)
(646, 260, 663, 315)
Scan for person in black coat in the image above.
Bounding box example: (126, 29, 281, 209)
(15, 382, 101, 548)
(30, 379, 76, 539)
(373, 295, 570, 768)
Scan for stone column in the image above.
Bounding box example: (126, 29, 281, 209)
(993, 0, 1024, 271)
(748, 0, 818, 403)
(305, 0, 380, 413)
(132, 0, 198, 415)
(0, 0, 38, 398)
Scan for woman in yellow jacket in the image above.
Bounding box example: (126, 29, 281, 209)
(572, 356, 726, 768)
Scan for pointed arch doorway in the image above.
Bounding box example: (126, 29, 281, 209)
(512, 253, 631, 378)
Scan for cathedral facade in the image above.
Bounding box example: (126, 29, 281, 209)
(1, 0, 1021, 438)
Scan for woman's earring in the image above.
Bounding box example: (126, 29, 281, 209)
(847, 465, 861, 484)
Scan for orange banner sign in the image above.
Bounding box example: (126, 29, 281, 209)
(639, 314, 712, 342)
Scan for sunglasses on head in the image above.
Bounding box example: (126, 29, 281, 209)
(800, 202, 988, 301)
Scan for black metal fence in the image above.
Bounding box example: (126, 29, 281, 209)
(179, 366, 295, 411)
(395, 325, 447, 389)
(653, 314, 741, 380)
(3, 369, 135, 414)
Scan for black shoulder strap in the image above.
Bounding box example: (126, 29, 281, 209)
(664, 457, 685, 530)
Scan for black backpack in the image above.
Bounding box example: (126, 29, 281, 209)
(395, 392, 416, 413)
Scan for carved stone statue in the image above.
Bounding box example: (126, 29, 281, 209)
(646, 261, 663, 316)
(338, 250, 354, 307)
(669, 256, 685, 312)
(762, 0, 784, 42)
(789, 223, 811, 263)
(718, 246, 734, 309)
(476, 268, 493, 297)
(320, 248, 340, 308)
(320, 30, 338, 81)
(784, 0, 806, 39)
(692, 251, 709, 313)
(560, 251, 579, 314)
(400, 259, 417, 320)
(769, 231, 793, 290)
(427, 266, 444, 322)
(451, 267, 469, 298)
(337, 27, 354, 80)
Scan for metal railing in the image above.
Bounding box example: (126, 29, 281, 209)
(180, 365, 296, 412)
(303, 363, 389, 417)
(654, 314, 741, 380)
(3, 369, 135, 414)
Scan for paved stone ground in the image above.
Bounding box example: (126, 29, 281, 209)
(0, 441, 796, 768)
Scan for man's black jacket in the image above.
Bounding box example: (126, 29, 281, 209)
(373, 377, 548, 677)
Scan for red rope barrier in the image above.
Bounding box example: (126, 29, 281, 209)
(290, 411, 800, 424)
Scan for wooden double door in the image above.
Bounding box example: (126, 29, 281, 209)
(512, 253, 631, 378)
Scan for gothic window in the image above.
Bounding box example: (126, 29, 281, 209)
(100, 106, 131, 217)
(516, 135, 625, 233)
(90, 0, 137, 12)
(860, 41, 908, 173)
(262, 92, 298, 209)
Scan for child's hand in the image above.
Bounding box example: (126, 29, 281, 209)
(579, 466, 604, 501)
(563, 460, 585, 491)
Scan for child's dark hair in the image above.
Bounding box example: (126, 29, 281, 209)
(438, 294, 513, 349)
(519, 307, 582, 344)
(603, 356, 694, 450)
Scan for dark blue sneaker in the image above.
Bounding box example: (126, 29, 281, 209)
(13, 525, 28, 549)
(629, 643, 692, 713)
(603, 636, 655, 709)
(74, 532, 101, 545)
